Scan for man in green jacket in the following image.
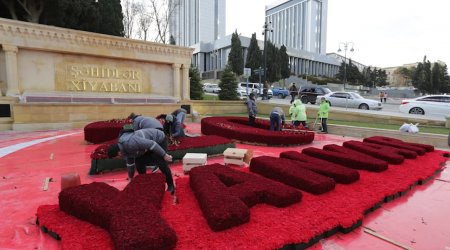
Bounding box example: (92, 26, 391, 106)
(289, 100, 307, 128)
(318, 97, 330, 133)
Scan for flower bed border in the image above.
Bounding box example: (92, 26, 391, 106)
(201, 116, 315, 146)
(89, 136, 235, 175)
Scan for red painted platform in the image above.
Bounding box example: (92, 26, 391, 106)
(0, 123, 449, 249)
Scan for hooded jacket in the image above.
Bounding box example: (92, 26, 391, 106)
(289, 100, 307, 121)
(318, 100, 330, 118)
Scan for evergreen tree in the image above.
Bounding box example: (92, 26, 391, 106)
(228, 31, 244, 76)
(218, 65, 239, 100)
(97, 0, 124, 36)
(1, 0, 124, 37)
(266, 41, 280, 82)
(245, 33, 262, 82)
(169, 35, 176, 45)
(189, 65, 203, 100)
(431, 63, 442, 94)
(279, 45, 290, 79)
(412, 56, 433, 94)
(439, 64, 450, 93)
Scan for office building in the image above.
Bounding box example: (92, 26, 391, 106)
(169, 0, 226, 47)
(266, 0, 327, 54)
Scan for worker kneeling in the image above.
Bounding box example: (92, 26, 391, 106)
(107, 128, 175, 193)
(270, 107, 285, 131)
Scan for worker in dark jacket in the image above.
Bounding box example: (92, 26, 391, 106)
(246, 93, 257, 126)
(269, 107, 285, 131)
(128, 113, 163, 131)
(107, 128, 175, 193)
(164, 114, 183, 138)
(171, 108, 187, 125)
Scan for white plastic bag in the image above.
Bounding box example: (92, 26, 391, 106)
(408, 123, 419, 133)
(399, 123, 410, 133)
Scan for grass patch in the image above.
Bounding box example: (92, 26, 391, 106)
(202, 94, 219, 101)
(326, 119, 450, 135)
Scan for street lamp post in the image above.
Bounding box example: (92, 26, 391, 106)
(338, 42, 354, 90)
(262, 21, 273, 99)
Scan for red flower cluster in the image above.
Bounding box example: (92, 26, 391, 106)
(59, 174, 177, 250)
(90, 144, 111, 159)
(167, 135, 232, 151)
(302, 145, 388, 172)
(90, 135, 233, 160)
(250, 156, 336, 194)
(201, 116, 315, 145)
(280, 151, 360, 184)
(189, 164, 301, 231)
(363, 136, 434, 155)
(343, 140, 408, 164)
(84, 119, 131, 144)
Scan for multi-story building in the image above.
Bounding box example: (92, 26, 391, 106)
(169, 0, 226, 47)
(266, 0, 327, 54)
(169, 0, 340, 80)
(383, 63, 418, 87)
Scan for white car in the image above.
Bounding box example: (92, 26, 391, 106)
(317, 92, 382, 110)
(399, 95, 450, 116)
(203, 83, 221, 93)
(237, 82, 272, 99)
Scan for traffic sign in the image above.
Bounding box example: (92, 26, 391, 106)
(243, 68, 251, 78)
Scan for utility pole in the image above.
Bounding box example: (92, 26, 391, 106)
(262, 21, 273, 99)
(338, 42, 354, 90)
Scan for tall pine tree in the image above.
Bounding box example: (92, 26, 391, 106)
(189, 65, 203, 100)
(245, 33, 262, 82)
(218, 65, 239, 100)
(279, 45, 290, 80)
(228, 31, 244, 76)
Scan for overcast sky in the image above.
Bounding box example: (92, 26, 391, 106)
(227, 0, 450, 68)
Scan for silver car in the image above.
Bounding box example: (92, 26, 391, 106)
(317, 92, 382, 110)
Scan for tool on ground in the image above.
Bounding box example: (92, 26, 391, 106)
(42, 177, 53, 191)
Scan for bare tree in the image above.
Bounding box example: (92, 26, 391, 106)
(121, 0, 140, 38)
(149, 0, 178, 44)
(136, 2, 153, 41)
(1, 0, 44, 23)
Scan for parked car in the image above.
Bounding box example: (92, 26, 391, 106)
(299, 86, 332, 104)
(238, 83, 272, 99)
(271, 87, 289, 99)
(399, 95, 450, 116)
(317, 92, 383, 110)
(203, 83, 221, 93)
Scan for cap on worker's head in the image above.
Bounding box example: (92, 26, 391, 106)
(321, 97, 326, 101)
(107, 144, 120, 158)
(166, 114, 174, 123)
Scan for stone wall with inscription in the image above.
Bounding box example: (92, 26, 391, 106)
(0, 18, 193, 100)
